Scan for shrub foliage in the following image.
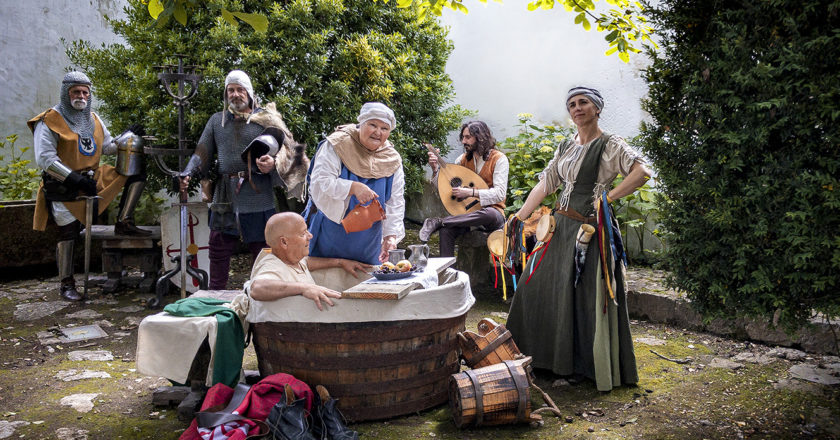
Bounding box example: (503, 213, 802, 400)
(67, 0, 466, 195)
(497, 114, 574, 215)
(639, 0, 840, 328)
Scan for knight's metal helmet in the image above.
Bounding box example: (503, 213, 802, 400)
(241, 126, 285, 172)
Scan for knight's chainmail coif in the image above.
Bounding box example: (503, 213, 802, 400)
(55, 71, 95, 141)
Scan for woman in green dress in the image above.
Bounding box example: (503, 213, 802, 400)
(506, 86, 651, 391)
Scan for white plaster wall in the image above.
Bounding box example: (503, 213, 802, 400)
(0, 0, 127, 153)
(439, 3, 651, 157)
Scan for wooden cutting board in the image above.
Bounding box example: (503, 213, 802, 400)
(341, 282, 418, 300)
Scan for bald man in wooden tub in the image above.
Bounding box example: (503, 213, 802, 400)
(244, 212, 371, 310)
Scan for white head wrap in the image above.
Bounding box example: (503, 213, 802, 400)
(357, 102, 396, 130)
(566, 86, 604, 112)
(223, 70, 257, 125)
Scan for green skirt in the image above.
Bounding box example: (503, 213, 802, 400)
(506, 212, 638, 391)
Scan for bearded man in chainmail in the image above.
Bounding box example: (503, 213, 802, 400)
(28, 71, 151, 301)
(179, 70, 284, 290)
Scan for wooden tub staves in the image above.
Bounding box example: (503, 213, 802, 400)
(252, 314, 466, 421)
(449, 356, 540, 428)
(458, 318, 522, 369)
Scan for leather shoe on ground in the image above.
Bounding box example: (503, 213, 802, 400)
(60, 277, 85, 302)
(114, 220, 153, 236)
(419, 217, 442, 242)
(267, 384, 316, 440)
(312, 385, 358, 440)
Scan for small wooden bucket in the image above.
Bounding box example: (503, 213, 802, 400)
(448, 357, 539, 428)
(458, 318, 522, 369)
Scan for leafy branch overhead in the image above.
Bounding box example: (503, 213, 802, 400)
(144, 0, 268, 32)
(143, 0, 655, 62)
(382, 0, 658, 62)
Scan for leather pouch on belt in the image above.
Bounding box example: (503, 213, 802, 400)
(341, 199, 386, 233)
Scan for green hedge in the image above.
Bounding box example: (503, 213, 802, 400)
(67, 0, 466, 195)
(639, 0, 840, 328)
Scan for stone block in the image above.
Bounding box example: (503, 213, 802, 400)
(454, 230, 493, 295)
(626, 291, 674, 323)
(795, 322, 840, 356)
(152, 386, 191, 406)
(405, 181, 449, 223)
(744, 318, 794, 347)
(177, 390, 206, 422)
(705, 317, 749, 339)
(672, 299, 704, 329)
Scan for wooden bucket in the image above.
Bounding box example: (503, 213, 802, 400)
(448, 357, 538, 428)
(458, 318, 522, 369)
(251, 314, 465, 421)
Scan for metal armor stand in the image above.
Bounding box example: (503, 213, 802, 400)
(145, 55, 208, 308)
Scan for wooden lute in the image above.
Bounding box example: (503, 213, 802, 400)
(425, 143, 488, 216)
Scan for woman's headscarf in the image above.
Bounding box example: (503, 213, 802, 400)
(356, 102, 397, 130)
(566, 86, 604, 112)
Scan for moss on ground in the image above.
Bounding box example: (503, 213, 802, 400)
(2, 247, 838, 439)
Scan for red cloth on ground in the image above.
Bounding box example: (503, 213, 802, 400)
(179, 373, 314, 440)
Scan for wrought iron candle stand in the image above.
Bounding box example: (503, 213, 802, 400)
(144, 55, 208, 308)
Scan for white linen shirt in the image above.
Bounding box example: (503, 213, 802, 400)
(309, 141, 406, 243)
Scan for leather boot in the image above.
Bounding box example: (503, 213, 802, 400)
(57, 241, 84, 301)
(267, 384, 316, 440)
(312, 385, 358, 440)
(114, 181, 152, 236)
(419, 217, 442, 242)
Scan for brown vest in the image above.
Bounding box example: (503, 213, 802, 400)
(27, 109, 127, 231)
(459, 149, 506, 213)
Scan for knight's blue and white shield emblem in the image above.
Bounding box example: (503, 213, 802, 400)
(79, 137, 96, 156)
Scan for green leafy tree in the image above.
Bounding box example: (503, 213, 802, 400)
(638, 0, 840, 329)
(67, 0, 467, 195)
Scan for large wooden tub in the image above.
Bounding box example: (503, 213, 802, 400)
(249, 261, 473, 421)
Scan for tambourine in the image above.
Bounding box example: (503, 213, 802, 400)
(535, 212, 556, 243)
(486, 229, 507, 259)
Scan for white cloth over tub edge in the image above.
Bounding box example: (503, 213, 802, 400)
(136, 313, 219, 386)
(245, 268, 474, 324)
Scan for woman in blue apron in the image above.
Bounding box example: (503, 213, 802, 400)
(304, 103, 405, 265)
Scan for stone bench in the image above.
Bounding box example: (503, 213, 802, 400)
(83, 224, 161, 293)
(454, 230, 494, 295)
